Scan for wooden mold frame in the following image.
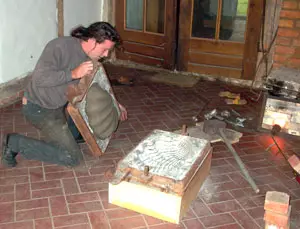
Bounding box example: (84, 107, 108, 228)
(66, 62, 120, 156)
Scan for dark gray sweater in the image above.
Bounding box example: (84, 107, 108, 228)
(26, 37, 89, 109)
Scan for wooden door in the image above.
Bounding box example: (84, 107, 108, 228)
(115, 0, 178, 70)
(177, 0, 263, 80)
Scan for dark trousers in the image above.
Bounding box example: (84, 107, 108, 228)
(7, 100, 83, 167)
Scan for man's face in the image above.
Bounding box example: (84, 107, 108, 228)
(88, 39, 115, 60)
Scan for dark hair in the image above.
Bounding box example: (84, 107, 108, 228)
(71, 22, 121, 46)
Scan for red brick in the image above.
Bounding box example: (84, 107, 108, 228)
(283, 1, 298, 9)
(288, 154, 300, 173)
(15, 183, 30, 201)
(275, 45, 295, 54)
(34, 218, 53, 229)
(89, 211, 110, 229)
(31, 180, 61, 190)
(49, 196, 68, 216)
(62, 178, 80, 194)
(288, 58, 300, 67)
(77, 174, 106, 184)
(29, 167, 44, 182)
(0, 221, 34, 229)
(280, 10, 300, 19)
(0, 202, 14, 223)
(264, 191, 290, 214)
(66, 192, 99, 203)
(274, 54, 289, 63)
(292, 39, 300, 46)
(0, 168, 28, 177)
(45, 171, 74, 180)
(80, 182, 108, 192)
(32, 187, 63, 198)
(16, 207, 50, 221)
(276, 37, 292, 45)
(16, 198, 48, 210)
(68, 201, 103, 213)
(264, 206, 291, 227)
(0, 185, 14, 194)
(278, 28, 300, 37)
(110, 216, 147, 229)
(279, 19, 294, 28)
(0, 193, 14, 203)
(53, 214, 89, 228)
(54, 224, 90, 229)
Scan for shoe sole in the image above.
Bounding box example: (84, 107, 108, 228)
(1, 134, 17, 167)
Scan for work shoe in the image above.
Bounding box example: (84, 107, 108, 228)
(1, 134, 18, 167)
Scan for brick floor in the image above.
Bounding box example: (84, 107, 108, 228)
(0, 64, 299, 229)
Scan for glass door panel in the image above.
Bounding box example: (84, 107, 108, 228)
(220, 0, 248, 41)
(126, 0, 144, 30)
(146, 0, 165, 33)
(191, 0, 248, 41)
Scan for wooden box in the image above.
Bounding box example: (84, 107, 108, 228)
(109, 129, 212, 224)
(66, 62, 120, 156)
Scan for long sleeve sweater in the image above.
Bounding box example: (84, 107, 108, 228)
(26, 37, 89, 109)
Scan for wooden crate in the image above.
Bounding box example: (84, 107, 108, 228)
(109, 129, 212, 224)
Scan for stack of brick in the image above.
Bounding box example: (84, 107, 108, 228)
(274, 0, 300, 69)
(264, 191, 291, 229)
(288, 154, 300, 174)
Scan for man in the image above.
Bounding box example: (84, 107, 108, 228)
(2, 22, 127, 168)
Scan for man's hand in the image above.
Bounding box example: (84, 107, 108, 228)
(71, 61, 94, 79)
(118, 103, 127, 121)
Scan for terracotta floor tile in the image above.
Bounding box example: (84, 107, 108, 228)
(199, 213, 236, 228)
(109, 215, 147, 229)
(0, 221, 34, 229)
(88, 211, 110, 229)
(2, 64, 300, 228)
(34, 218, 53, 229)
(207, 200, 242, 214)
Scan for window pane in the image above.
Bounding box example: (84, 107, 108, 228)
(219, 0, 248, 41)
(146, 0, 165, 34)
(192, 0, 218, 39)
(126, 0, 144, 31)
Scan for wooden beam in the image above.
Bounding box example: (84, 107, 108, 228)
(57, 0, 64, 37)
(242, 0, 264, 80)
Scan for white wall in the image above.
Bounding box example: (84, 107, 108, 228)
(0, 0, 57, 84)
(64, 0, 103, 36)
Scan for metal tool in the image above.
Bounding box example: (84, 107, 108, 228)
(203, 120, 260, 193)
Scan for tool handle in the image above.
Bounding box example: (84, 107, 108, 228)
(219, 129, 260, 193)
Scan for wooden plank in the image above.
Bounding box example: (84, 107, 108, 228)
(242, 0, 264, 80)
(120, 30, 165, 46)
(177, 0, 193, 71)
(163, 0, 178, 70)
(188, 63, 242, 79)
(189, 52, 243, 68)
(67, 104, 103, 157)
(57, 0, 64, 37)
(117, 51, 164, 67)
(190, 39, 244, 56)
(215, 0, 222, 40)
(122, 41, 165, 59)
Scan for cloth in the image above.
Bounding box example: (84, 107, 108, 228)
(26, 37, 89, 109)
(7, 100, 83, 167)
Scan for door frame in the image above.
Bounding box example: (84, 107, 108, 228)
(177, 0, 263, 80)
(115, 0, 178, 70)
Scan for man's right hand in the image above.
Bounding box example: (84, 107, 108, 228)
(71, 61, 94, 79)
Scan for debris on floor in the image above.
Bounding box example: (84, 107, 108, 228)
(173, 122, 243, 144)
(219, 91, 247, 105)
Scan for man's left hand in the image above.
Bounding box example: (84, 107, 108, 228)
(118, 103, 127, 121)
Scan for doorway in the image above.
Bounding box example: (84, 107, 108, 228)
(115, 0, 263, 80)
